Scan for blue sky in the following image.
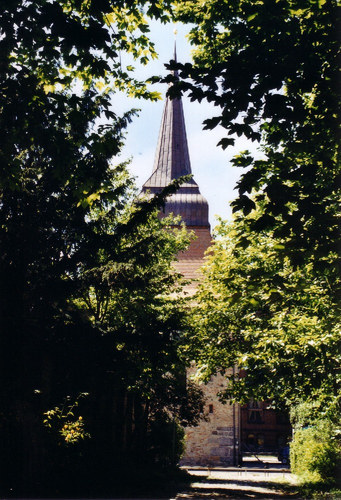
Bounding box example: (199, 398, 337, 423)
(114, 20, 260, 228)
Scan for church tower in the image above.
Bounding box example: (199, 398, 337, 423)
(141, 47, 241, 466)
(141, 47, 211, 290)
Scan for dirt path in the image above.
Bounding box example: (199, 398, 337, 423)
(173, 457, 298, 499)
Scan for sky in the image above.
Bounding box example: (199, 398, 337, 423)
(114, 20, 261, 229)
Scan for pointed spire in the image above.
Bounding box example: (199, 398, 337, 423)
(173, 27, 178, 59)
(143, 39, 193, 186)
(145, 90, 193, 185)
(172, 37, 180, 88)
(142, 45, 210, 228)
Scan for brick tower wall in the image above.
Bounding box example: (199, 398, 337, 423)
(173, 227, 212, 289)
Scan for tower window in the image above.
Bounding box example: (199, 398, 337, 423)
(209, 404, 214, 413)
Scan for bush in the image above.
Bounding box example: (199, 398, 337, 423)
(290, 419, 340, 485)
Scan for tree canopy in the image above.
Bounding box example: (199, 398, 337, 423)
(167, 0, 340, 427)
(0, 1, 203, 495)
(186, 215, 340, 419)
(170, 0, 340, 266)
(1, 0, 340, 492)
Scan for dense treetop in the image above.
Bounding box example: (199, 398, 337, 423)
(185, 215, 340, 419)
(169, 0, 340, 422)
(169, 0, 340, 266)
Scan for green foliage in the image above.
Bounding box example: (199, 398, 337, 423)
(146, 416, 186, 468)
(171, 0, 340, 490)
(170, 0, 340, 266)
(172, 0, 340, 461)
(43, 393, 90, 445)
(0, 1, 202, 496)
(290, 420, 341, 486)
(1, 0, 173, 99)
(186, 216, 340, 415)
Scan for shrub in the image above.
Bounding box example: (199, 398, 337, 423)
(290, 419, 340, 485)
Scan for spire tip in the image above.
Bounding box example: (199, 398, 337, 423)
(173, 33, 177, 63)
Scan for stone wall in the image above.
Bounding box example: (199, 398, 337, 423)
(181, 371, 241, 466)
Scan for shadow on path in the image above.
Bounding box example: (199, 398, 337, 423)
(173, 456, 298, 499)
(174, 478, 298, 499)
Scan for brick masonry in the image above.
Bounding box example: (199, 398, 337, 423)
(174, 227, 212, 290)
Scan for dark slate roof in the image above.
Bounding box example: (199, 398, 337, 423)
(142, 48, 210, 228)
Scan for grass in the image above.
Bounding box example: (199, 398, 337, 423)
(270, 476, 341, 499)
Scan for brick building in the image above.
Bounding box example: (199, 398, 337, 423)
(141, 47, 290, 465)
